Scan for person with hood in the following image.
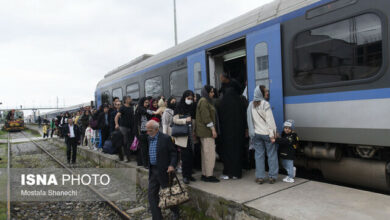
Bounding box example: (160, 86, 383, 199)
(161, 96, 176, 135)
(172, 90, 196, 184)
(195, 85, 219, 182)
(217, 73, 247, 179)
(247, 85, 278, 184)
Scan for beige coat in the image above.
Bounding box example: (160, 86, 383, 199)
(172, 114, 195, 148)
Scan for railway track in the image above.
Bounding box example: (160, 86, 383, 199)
(17, 131, 132, 219)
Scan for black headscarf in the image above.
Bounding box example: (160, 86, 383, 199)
(167, 96, 176, 110)
(201, 85, 213, 103)
(135, 97, 148, 122)
(174, 90, 195, 118)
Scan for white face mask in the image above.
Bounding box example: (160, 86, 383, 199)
(185, 99, 193, 105)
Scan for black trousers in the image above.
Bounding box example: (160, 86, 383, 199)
(118, 127, 132, 161)
(180, 144, 193, 178)
(148, 166, 179, 220)
(101, 126, 110, 146)
(66, 137, 78, 163)
(50, 129, 55, 138)
(137, 132, 149, 167)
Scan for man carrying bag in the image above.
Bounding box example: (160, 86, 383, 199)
(146, 120, 181, 220)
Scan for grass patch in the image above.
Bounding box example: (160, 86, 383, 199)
(0, 144, 7, 169)
(0, 202, 6, 220)
(180, 205, 215, 220)
(0, 143, 7, 220)
(24, 128, 41, 137)
(0, 130, 7, 139)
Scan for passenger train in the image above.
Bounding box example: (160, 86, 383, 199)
(95, 0, 390, 191)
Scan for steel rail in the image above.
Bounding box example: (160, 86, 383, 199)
(20, 132, 131, 220)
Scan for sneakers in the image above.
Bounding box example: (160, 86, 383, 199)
(283, 176, 295, 183)
(220, 175, 229, 180)
(269, 178, 276, 184)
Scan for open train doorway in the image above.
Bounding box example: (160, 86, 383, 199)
(207, 38, 247, 98)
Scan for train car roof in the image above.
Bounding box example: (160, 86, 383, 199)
(97, 0, 320, 88)
(43, 102, 92, 116)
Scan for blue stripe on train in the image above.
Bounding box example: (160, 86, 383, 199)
(284, 88, 390, 104)
(97, 0, 333, 90)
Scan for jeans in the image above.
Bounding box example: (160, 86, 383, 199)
(253, 134, 279, 179)
(282, 159, 294, 178)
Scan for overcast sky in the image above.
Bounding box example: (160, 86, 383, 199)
(0, 0, 273, 115)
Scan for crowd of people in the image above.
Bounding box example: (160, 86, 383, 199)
(43, 73, 299, 219)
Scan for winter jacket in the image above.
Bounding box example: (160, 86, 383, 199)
(195, 97, 216, 138)
(276, 131, 299, 160)
(162, 108, 174, 136)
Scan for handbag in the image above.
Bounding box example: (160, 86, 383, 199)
(158, 172, 189, 209)
(130, 136, 139, 151)
(171, 123, 189, 137)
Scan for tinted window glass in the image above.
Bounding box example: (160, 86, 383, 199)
(126, 83, 140, 100)
(145, 76, 162, 97)
(170, 68, 188, 97)
(101, 91, 110, 104)
(255, 42, 269, 88)
(112, 88, 123, 101)
(294, 13, 382, 86)
(194, 62, 202, 93)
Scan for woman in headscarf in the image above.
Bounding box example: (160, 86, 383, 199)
(172, 90, 196, 184)
(135, 97, 153, 168)
(195, 85, 219, 182)
(149, 98, 161, 122)
(247, 85, 278, 184)
(161, 96, 176, 135)
(217, 73, 247, 179)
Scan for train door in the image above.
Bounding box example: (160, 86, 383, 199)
(246, 23, 284, 131)
(207, 38, 247, 97)
(187, 50, 207, 95)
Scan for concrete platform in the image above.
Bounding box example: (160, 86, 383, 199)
(27, 123, 390, 220)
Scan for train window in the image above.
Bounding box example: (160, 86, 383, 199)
(126, 83, 140, 100)
(145, 76, 162, 97)
(112, 88, 123, 101)
(101, 91, 110, 105)
(194, 62, 202, 94)
(294, 13, 382, 87)
(255, 42, 269, 88)
(170, 68, 188, 97)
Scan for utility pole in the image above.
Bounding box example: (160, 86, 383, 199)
(173, 0, 178, 46)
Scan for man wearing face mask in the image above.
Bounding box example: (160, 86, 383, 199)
(172, 90, 196, 184)
(162, 96, 177, 136)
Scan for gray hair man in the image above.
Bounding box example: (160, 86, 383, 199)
(146, 120, 179, 220)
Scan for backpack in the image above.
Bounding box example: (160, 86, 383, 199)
(102, 140, 116, 154)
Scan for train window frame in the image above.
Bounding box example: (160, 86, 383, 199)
(291, 11, 388, 90)
(144, 76, 163, 97)
(112, 87, 123, 101)
(101, 90, 110, 105)
(169, 68, 188, 97)
(126, 82, 140, 100)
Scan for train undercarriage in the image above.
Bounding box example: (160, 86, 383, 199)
(296, 142, 390, 192)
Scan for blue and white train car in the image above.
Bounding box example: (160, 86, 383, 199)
(95, 0, 390, 191)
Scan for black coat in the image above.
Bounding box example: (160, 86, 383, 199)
(97, 112, 110, 130)
(63, 124, 81, 143)
(276, 132, 299, 160)
(147, 132, 177, 185)
(109, 110, 118, 133)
